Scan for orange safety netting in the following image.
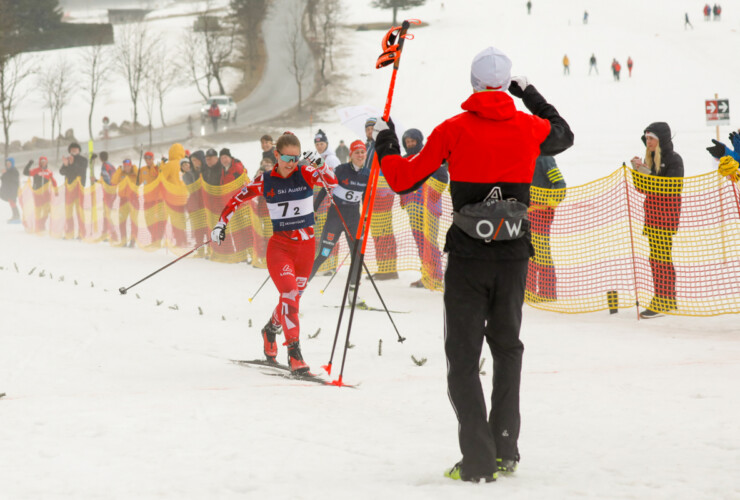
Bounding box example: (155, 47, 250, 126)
(17, 166, 740, 316)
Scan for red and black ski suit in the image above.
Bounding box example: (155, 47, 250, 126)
(218, 163, 337, 344)
(375, 86, 573, 477)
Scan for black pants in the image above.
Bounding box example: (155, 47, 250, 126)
(443, 254, 528, 476)
(310, 204, 361, 284)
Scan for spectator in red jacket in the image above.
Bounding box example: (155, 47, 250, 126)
(24, 156, 58, 191)
(208, 102, 220, 132)
(219, 148, 247, 185)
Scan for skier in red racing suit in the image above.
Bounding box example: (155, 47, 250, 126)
(211, 132, 338, 373)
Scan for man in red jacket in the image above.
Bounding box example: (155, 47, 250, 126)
(374, 46, 574, 483)
(219, 148, 246, 184)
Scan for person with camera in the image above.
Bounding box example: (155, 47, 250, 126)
(211, 133, 337, 374)
(630, 122, 684, 318)
(59, 142, 88, 239)
(309, 140, 369, 286)
(373, 46, 573, 482)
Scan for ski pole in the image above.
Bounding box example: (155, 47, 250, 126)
(136, 144, 144, 185)
(313, 168, 405, 343)
(248, 274, 271, 303)
(119, 240, 211, 294)
(328, 20, 416, 386)
(319, 252, 350, 294)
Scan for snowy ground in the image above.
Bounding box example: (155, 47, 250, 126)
(2, 0, 740, 498)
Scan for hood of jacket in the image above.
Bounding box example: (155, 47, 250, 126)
(460, 91, 517, 121)
(168, 143, 185, 162)
(641, 122, 674, 154)
(5, 158, 15, 169)
(401, 128, 424, 156)
(190, 150, 206, 169)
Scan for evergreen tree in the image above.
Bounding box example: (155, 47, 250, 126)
(371, 0, 426, 25)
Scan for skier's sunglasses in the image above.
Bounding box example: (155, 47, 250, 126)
(278, 153, 300, 163)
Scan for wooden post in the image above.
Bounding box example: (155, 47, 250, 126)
(716, 93, 720, 140)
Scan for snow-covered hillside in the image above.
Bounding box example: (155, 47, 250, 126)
(2, 1, 740, 499)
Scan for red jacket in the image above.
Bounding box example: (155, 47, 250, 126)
(221, 158, 246, 184)
(383, 91, 550, 190)
(380, 88, 572, 260)
(208, 105, 220, 118)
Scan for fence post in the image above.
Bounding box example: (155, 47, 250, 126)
(622, 164, 642, 319)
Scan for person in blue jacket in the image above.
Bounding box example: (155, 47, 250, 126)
(706, 129, 740, 162)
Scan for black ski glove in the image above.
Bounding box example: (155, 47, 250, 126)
(706, 139, 726, 159)
(374, 118, 401, 162)
(729, 131, 740, 151)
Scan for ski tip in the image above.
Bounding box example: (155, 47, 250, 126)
(322, 363, 332, 375)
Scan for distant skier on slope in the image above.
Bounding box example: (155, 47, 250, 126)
(211, 132, 337, 374)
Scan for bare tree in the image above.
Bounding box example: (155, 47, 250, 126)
(183, 30, 213, 101)
(116, 24, 158, 132)
(200, 8, 236, 96)
(0, 53, 32, 158)
(285, 9, 311, 110)
(80, 41, 111, 141)
(316, 0, 341, 82)
(146, 46, 178, 127)
(142, 71, 157, 147)
(38, 58, 77, 155)
(230, 0, 269, 77)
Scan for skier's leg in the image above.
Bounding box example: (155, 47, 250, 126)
(485, 258, 528, 464)
(444, 254, 497, 477)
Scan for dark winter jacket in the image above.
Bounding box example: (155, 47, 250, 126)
(401, 128, 449, 184)
(60, 153, 88, 186)
(1, 158, 20, 202)
(202, 162, 221, 186)
(184, 151, 205, 185)
(261, 147, 276, 162)
(634, 122, 684, 232)
(377, 85, 574, 260)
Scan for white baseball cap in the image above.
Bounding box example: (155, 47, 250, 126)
(470, 47, 512, 92)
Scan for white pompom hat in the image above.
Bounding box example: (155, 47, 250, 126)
(470, 47, 512, 92)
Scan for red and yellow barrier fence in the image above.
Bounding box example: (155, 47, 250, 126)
(17, 166, 740, 316)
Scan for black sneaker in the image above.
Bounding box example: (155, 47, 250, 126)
(640, 309, 664, 319)
(444, 461, 496, 483)
(497, 458, 518, 474)
(287, 342, 310, 374)
(261, 320, 282, 362)
(372, 271, 399, 281)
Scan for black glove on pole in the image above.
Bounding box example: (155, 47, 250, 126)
(707, 139, 726, 159)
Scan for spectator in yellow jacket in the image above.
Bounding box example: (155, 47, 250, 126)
(137, 152, 159, 185)
(161, 143, 187, 246)
(111, 159, 138, 246)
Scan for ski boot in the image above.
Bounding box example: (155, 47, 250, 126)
(497, 458, 518, 475)
(286, 341, 310, 375)
(444, 461, 497, 483)
(261, 320, 282, 363)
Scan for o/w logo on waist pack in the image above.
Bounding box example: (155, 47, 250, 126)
(475, 219, 523, 240)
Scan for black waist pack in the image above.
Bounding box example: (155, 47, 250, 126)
(452, 199, 529, 242)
